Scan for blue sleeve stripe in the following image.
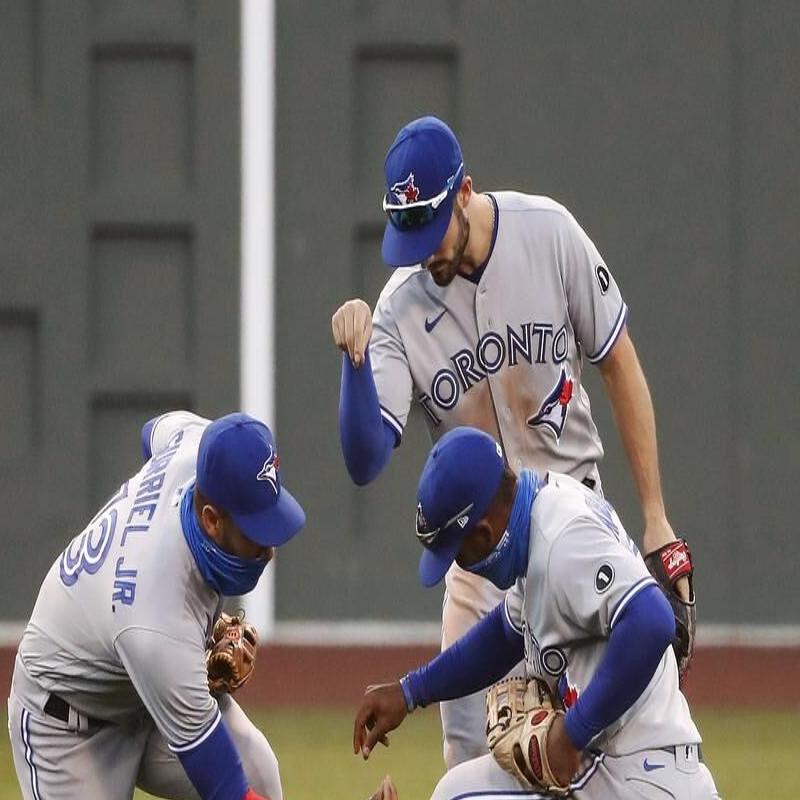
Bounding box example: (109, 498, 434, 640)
(588, 303, 628, 363)
(379, 405, 404, 439)
(140, 416, 159, 460)
(609, 576, 657, 630)
(503, 595, 524, 636)
(168, 709, 221, 753)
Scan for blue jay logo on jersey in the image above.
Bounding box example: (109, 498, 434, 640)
(527, 367, 574, 441)
(389, 173, 420, 205)
(256, 446, 280, 495)
(558, 673, 579, 709)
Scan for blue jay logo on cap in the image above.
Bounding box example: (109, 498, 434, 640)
(256, 445, 280, 495)
(390, 173, 420, 205)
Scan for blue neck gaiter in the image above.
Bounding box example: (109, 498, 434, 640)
(465, 469, 541, 590)
(180, 484, 267, 596)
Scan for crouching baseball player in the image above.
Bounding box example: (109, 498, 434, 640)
(354, 427, 719, 799)
(7, 411, 305, 800)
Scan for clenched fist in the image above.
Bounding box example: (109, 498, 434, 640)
(331, 298, 373, 368)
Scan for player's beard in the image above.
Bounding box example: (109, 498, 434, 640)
(426, 204, 470, 287)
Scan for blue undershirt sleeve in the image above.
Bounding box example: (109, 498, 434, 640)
(173, 713, 249, 800)
(141, 416, 159, 461)
(339, 349, 397, 485)
(401, 602, 524, 710)
(564, 583, 675, 750)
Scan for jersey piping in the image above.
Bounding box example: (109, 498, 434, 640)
(379, 405, 404, 439)
(169, 709, 222, 752)
(609, 576, 658, 629)
(587, 303, 629, 363)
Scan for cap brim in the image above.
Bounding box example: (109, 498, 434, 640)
(231, 487, 306, 547)
(418, 533, 463, 588)
(381, 192, 455, 268)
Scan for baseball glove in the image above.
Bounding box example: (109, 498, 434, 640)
(644, 538, 696, 683)
(206, 612, 258, 695)
(486, 677, 570, 796)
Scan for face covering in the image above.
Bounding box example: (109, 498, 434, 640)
(465, 469, 542, 590)
(180, 484, 268, 596)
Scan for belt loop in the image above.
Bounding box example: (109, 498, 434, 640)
(67, 705, 89, 733)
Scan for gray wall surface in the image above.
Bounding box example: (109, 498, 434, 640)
(275, 1, 799, 624)
(0, 1, 240, 618)
(1, 2, 797, 627)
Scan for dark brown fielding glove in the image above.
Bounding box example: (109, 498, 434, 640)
(206, 612, 258, 695)
(644, 538, 696, 684)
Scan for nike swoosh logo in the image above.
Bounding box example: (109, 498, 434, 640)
(643, 759, 665, 772)
(425, 309, 447, 333)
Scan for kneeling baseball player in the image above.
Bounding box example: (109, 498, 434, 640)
(354, 427, 719, 799)
(7, 410, 304, 800)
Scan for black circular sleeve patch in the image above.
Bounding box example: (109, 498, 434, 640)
(595, 264, 610, 294)
(594, 563, 615, 593)
(541, 646, 568, 677)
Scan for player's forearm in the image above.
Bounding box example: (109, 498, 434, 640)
(400, 602, 523, 710)
(599, 331, 666, 522)
(339, 350, 395, 485)
(564, 584, 674, 750)
(173, 713, 254, 800)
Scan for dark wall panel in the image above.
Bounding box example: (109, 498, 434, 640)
(0, 1, 239, 619)
(735, 5, 800, 622)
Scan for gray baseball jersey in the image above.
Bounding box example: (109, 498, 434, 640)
(14, 411, 220, 747)
(504, 472, 700, 756)
(370, 192, 627, 478)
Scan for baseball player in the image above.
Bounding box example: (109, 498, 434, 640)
(331, 116, 694, 767)
(353, 428, 719, 800)
(7, 410, 305, 800)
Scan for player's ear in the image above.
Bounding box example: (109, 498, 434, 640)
(471, 518, 497, 557)
(200, 503, 225, 543)
(457, 176, 472, 208)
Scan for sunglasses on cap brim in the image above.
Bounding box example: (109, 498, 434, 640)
(415, 501, 474, 548)
(382, 162, 464, 231)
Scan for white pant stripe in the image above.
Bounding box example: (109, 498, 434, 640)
(449, 792, 548, 800)
(571, 751, 605, 790)
(20, 709, 42, 800)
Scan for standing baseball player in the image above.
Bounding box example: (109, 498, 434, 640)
(331, 116, 694, 767)
(353, 427, 719, 800)
(7, 410, 305, 800)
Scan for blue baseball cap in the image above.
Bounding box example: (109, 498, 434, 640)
(381, 116, 464, 268)
(196, 413, 306, 547)
(415, 427, 505, 587)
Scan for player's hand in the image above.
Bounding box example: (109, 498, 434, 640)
(643, 515, 690, 602)
(545, 714, 581, 788)
(332, 298, 373, 368)
(353, 681, 408, 759)
(367, 775, 399, 800)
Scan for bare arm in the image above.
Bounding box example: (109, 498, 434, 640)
(597, 328, 678, 553)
